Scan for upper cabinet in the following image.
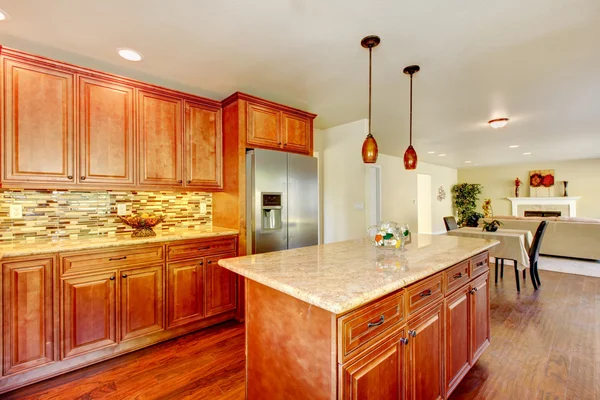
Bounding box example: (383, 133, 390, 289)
(224, 92, 316, 156)
(2, 57, 75, 183)
(184, 101, 223, 189)
(137, 89, 183, 187)
(79, 76, 135, 185)
(0, 48, 223, 191)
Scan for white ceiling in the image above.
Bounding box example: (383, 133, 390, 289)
(1, 0, 599, 168)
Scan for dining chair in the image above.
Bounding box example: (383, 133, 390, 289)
(495, 221, 548, 291)
(443, 216, 458, 232)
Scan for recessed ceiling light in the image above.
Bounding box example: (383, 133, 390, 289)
(509, 145, 519, 148)
(427, 151, 436, 154)
(438, 154, 446, 157)
(117, 48, 143, 62)
(523, 152, 532, 155)
(488, 118, 509, 129)
(465, 161, 472, 164)
(0, 8, 10, 20)
(474, 164, 479, 166)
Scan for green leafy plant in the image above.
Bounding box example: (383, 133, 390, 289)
(482, 219, 503, 232)
(451, 183, 483, 226)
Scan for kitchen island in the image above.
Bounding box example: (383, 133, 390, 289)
(219, 234, 498, 400)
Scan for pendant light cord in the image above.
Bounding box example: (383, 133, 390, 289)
(409, 72, 413, 146)
(368, 46, 372, 136)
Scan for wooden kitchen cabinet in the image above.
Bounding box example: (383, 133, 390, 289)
(61, 271, 117, 359)
(341, 330, 407, 400)
(406, 302, 444, 400)
(281, 111, 311, 153)
(137, 89, 183, 187)
(247, 102, 281, 148)
(184, 101, 223, 189)
(205, 253, 237, 317)
(2, 56, 75, 184)
(470, 272, 490, 364)
(167, 258, 205, 328)
(119, 264, 164, 341)
(444, 285, 470, 396)
(78, 75, 135, 185)
(2, 257, 55, 375)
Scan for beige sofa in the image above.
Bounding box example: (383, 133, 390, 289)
(479, 216, 600, 261)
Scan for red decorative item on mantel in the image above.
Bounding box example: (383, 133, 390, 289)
(514, 177, 521, 197)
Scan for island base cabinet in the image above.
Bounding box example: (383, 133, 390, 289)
(444, 285, 471, 397)
(340, 330, 407, 400)
(470, 272, 490, 363)
(406, 303, 444, 400)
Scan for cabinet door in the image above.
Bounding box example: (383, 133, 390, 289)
(138, 89, 183, 187)
(120, 264, 164, 341)
(281, 112, 311, 154)
(2, 58, 75, 183)
(62, 271, 117, 358)
(444, 285, 470, 396)
(184, 101, 223, 189)
(2, 258, 55, 375)
(167, 258, 205, 328)
(470, 273, 490, 364)
(407, 303, 444, 400)
(341, 330, 407, 400)
(205, 254, 237, 317)
(79, 76, 135, 185)
(246, 102, 281, 148)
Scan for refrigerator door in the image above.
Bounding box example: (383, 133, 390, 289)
(251, 149, 289, 254)
(287, 153, 318, 249)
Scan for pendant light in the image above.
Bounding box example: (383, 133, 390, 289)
(403, 65, 420, 170)
(361, 35, 380, 163)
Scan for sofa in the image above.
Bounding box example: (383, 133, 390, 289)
(479, 216, 600, 261)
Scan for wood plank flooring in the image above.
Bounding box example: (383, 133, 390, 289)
(4, 269, 600, 399)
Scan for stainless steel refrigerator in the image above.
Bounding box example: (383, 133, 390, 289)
(246, 149, 318, 254)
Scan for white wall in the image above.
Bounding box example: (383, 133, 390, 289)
(458, 158, 600, 219)
(315, 120, 457, 243)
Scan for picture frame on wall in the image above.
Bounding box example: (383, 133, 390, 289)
(529, 169, 555, 197)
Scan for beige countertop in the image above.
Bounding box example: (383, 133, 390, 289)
(0, 226, 239, 258)
(219, 234, 498, 314)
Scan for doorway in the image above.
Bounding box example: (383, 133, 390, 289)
(365, 165, 381, 227)
(417, 174, 432, 234)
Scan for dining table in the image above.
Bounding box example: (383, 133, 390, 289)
(446, 227, 533, 270)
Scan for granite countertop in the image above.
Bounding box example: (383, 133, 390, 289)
(0, 226, 239, 258)
(219, 234, 498, 314)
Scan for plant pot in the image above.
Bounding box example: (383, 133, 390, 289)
(484, 225, 498, 232)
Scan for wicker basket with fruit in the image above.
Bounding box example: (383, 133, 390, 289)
(117, 213, 166, 237)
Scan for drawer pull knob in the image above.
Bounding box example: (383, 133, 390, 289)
(122, 274, 128, 278)
(400, 337, 409, 345)
(80, 176, 86, 180)
(409, 330, 417, 337)
(367, 315, 385, 328)
(178, 180, 183, 184)
(110, 276, 115, 281)
(67, 175, 73, 180)
(419, 289, 432, 298)
(453, 272, 463, 279)
(199, 261, 204, 265)
(109, 256, 127, 261)
(207, 260, 212, 264)
(470, 287, 478, 294)
(197, 246, 210, 251)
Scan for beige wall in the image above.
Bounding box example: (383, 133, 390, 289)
(457, 158, 600, 219)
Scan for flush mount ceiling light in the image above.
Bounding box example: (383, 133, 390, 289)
(117, 48, 143, 62)
(488, 118, 509, 129)
(360, 35, 381, 164)
(523, 152, 532, 155)
(0, 8, 10, 20)
(403, 65, 420, 170)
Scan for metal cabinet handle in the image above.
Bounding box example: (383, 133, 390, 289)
(453, 272, 463, 279)
(80, 176, 86, 180)
(419, 289, 432, 297)
(400, 337, 409, 345)
(199, 261, 204, 265)
(122, 274, 128, 278)
(187, 180, 191, 184)
(476, 261, 485, 267)
(470, 287, 478, 294)
(207, 260, 212, 264)
(178, 180, 183, 184)
(197, 246, 210, 251)
(67, 175, 73, 180)
(367, 315, 385, 328)
(109, 256, 127, 261)
(409, 330, 417, 338)
(110, 276, 115, 281)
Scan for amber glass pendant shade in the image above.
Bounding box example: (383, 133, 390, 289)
(362, 133, 379, 163)
(403, 145, 418, 170)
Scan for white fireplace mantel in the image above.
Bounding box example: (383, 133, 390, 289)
(506, 197, 581, 217)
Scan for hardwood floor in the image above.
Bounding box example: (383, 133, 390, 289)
(5, 269, 599, 399)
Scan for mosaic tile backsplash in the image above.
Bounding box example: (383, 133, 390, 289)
(0, 190, 212, 243)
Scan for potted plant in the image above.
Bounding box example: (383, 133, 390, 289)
(482, 219, 503, 232)
(451, 183, 483, 226)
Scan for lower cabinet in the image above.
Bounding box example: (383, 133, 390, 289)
(444, 285, 471, 396)
(120, 264, 164, 341)
(341, 330, 407, 400)
(2, 257, 55, 375)
(406, 303, 444, 400)
(205, 253, 237, 317)
(167, 258, 205, 328)
(61, 271, 118, 359)
(470, 273, 490, 363)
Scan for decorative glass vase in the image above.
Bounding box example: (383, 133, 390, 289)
(515, 186, 520, 197)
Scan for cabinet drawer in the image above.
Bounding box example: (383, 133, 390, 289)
(444, 260, 470, 294)
(338, 291, 405, 364)
(167, 238, 236, 260)
(406, 273, 443, 318)
(61, 245, 164, 275)
(471, 252, 489, 277)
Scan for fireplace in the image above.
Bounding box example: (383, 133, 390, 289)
(524, 210, 561, 218)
